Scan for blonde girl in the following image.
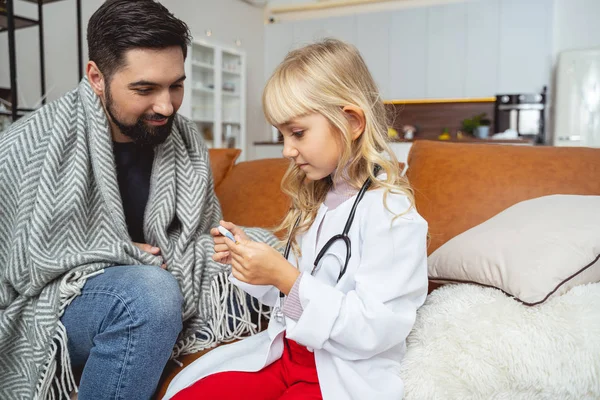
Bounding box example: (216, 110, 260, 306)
(165, 38, 429, 400)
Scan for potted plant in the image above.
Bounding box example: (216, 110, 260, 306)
(461, 113, 492, 139)
(476, 116, 492, 139)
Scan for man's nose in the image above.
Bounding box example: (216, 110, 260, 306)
(153, 91, 174, 116)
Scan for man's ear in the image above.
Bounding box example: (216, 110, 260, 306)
(86, 61, 106, 97)
(342, 105, 366, 141)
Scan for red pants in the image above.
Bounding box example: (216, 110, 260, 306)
(171, 337, 322, 400)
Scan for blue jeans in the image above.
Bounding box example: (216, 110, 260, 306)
(61, 265, 183, 400)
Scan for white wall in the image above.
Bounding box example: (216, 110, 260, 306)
(0, 0, 266, 159)
(553, 0, 600, 56)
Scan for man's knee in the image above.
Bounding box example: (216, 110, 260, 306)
(127, 266, 184, 330)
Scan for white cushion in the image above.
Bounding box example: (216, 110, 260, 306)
(428, 195, 600, 305)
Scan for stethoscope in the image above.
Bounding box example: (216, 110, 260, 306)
(273, 167, 379, 323)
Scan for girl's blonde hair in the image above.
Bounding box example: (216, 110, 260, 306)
(262, 38, 415, 255)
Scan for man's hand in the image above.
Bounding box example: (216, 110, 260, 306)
(133, 242, 167, 269)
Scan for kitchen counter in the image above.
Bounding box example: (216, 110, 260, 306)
(253, 137, 535, 162)
(254, 137, 535, 145)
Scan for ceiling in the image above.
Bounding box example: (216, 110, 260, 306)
(240, 0, 340, 7)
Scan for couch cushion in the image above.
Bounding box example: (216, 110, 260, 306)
(406, 140, 600, 255)
(215, 158, 291, 232)
(428, 194, 600, 305)
(208, 148, 241, 190)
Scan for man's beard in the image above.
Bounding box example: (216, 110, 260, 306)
(105, 86, 174, 147)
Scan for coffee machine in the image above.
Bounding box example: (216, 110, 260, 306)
(494, 87, 547, 144)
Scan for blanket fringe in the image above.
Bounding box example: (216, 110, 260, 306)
(35, 321, 76, 400)
(35, 269, 105, 400)
(171, 271, 271, 359)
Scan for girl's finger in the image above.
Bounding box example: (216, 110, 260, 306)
(231, 260, 246, 281)
(214, 243, 229, 253)
(220, 220, 236, 230)
(210, 227, 220, 237)
(221, 220, 243, 236)
(230, 252, 247, 270)
(231, 267, 244, 282)
(224, 238, 242, 253)
(213, 235, 226, 245)
(214, 250, 227, 261)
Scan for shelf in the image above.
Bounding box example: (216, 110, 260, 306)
(0, 109, 34, 117)
(192, 61, 214, 70)
(384, 97, 496, 105)
(184, 39, 246, 160)
(193, 87, 215, 94)
(0, 11, 38, 32)
(254, 137, 534, 145)
(222, 49, 242, 57)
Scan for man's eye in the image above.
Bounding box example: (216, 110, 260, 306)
(135, 88, 152, 95)
(171, 84, 184, 90)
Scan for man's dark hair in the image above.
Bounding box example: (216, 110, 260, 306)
(87, 0, 192, 81)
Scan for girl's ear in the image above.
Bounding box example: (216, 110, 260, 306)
(342, 105, 366, 141)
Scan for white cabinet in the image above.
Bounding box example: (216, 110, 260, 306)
(264, 0, 556, 101)
(356, 12, 392, 99)
(426, 3, 468, 98)
(180, 40, 247, 160)
(497, 0, 553, 93)
(264, 16, 357, 85)
(389, 142, 413, 166)
(292, 15, 357, 47)
(389, 8, 428, 99)
(465, 0, 500, 97)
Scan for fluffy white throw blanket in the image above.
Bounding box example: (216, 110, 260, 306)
(400, 283, 600, 400)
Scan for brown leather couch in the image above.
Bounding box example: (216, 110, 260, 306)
(155, 140, 600, 399)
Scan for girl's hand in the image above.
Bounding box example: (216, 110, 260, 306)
(226, 236, 300, 295)
(211, 220, 249, 264)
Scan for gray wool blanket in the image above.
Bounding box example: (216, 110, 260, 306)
(0, 79, 277, 399)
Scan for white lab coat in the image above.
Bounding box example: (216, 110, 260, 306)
(163, 188, 429, 400)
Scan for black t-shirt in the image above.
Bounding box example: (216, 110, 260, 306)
(113, 142, 154, 243)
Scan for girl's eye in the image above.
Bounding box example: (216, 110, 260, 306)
(292, 130, 304, 138)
